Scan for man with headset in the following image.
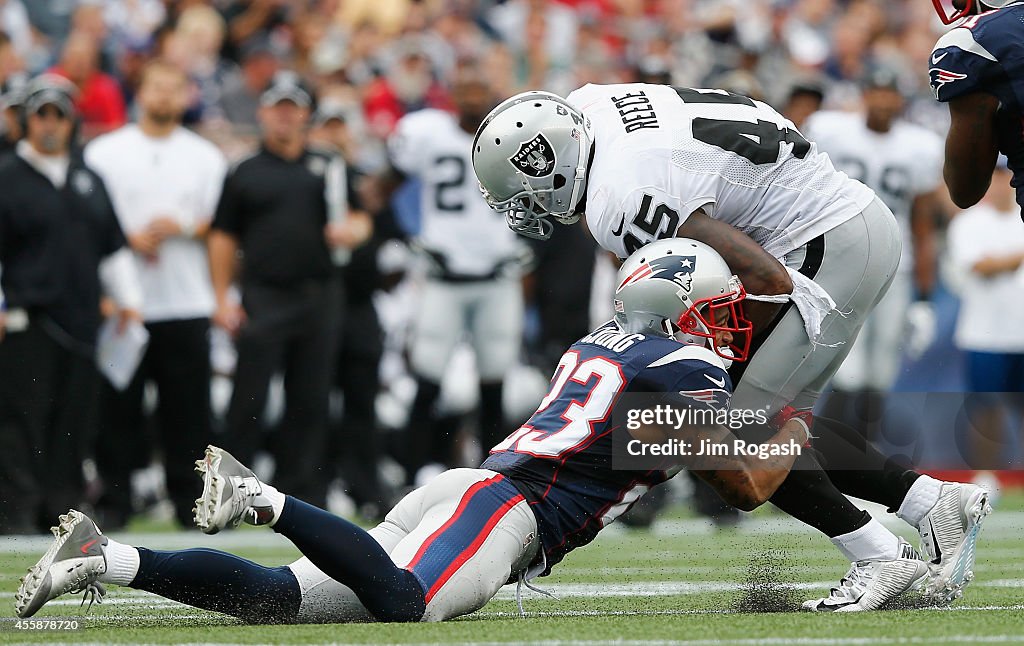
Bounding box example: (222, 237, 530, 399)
(0, 74, 141, 533)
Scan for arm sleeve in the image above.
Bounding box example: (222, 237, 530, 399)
(98, 247, 144, 310)
(644, 359, 734, 415)
(94, 174, 143, 309)
(95, 174, 127, 257)
(211, 167, 244, 237)
(929, 28, 1003, 103)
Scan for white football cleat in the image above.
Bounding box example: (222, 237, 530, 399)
(918, 481, 992, 605)
(15, 510, 108, 618)
(193, 445, 273, 534)
(802, 539, 928, 612)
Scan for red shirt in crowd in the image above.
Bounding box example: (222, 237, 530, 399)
(49, 66, 127, 133)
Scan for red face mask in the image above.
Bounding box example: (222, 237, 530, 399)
(932, 0, 974, 25)
(676, 284, 753, 364)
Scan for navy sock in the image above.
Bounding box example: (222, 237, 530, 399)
(130, 548, 301, 623)
(273, 495, 426, 622)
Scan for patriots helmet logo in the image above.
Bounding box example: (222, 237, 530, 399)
(616, 255, 698, 294)
(929, 67, 967, 99)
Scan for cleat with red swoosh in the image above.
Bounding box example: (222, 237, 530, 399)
(14, 510, 108, 618)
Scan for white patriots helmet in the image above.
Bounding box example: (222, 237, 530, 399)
(932, 0, 1016, 24)
(471, 91, 594, 240)
(613, 238, 752, 365)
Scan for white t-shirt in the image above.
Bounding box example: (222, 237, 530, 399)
(565, 83, 876, 259)
(389, 109, 522, 277)
(948, 203, 1024, 353)
(804, 111, 943, 272)
(86, 124, 227, 322)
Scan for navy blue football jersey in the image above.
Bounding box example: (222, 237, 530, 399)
(929, 3, 1024, 206)
(481, 321, 732, 574)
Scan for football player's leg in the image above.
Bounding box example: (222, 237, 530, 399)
(470, 279, 524, 451)
(405, 281, 463, 476)
(863, 270, 911, 392)
(15, 509, 301, 622)
(125, 547, 302, 622)
(283, 514, 412, 623)
(271, 495, 427, 622)
(389, 468, 537, 622)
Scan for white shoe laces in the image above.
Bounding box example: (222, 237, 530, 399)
(830, 562, 870, 600)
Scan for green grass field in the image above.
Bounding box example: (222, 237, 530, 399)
(1, 494, 1022, 645)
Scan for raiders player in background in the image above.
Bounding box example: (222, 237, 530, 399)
(473, 84, 990, 610)
(17, 240, 826, 622)
(928, 0, 1024, 209)
(387, 71, 527, 483)
(803, 68, 944, 432)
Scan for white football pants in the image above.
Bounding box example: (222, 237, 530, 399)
(287, 468, 538, 623)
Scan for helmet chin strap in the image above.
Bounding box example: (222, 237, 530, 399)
(671, 316, 733, 368)
(564, 134, 593, 219)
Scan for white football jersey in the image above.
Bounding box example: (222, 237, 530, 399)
(565, 84, 876, 259)
(803, 111, 943, 272)
(389, 109, 521, 276)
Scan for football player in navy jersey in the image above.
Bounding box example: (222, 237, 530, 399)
(16, 240, 827, 623)
(929, 0, 1024, 209)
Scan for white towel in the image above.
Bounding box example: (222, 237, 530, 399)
(746, 266, 843, 347)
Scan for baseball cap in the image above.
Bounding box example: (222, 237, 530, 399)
(23, 74, 78, 117)
(0, 73, 29, 110)
(260, 71, 314, 109)
(312, 98, 354, 126)
(862, 66, 901, 92)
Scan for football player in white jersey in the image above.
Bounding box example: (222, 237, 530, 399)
(388, 73, 527, 481)
(473, 84, 991, 610)
(803, 69, 943, 415)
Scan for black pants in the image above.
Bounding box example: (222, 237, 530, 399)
(329, 300, 386, 511)
(0, 320, 98, 532)
(95, 318, 212, 528)
(226, 281, 340, 507)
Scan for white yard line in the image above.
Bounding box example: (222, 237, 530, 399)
(2, 511, 1022, 554)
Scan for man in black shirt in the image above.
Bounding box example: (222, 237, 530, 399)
(0, 75, 141, 532)
(209, 72, 370, 507)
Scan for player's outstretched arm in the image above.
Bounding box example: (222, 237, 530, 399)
(687, 420, 808, 511)
(676, 209, 793, 330)
(943, 92, 1000, 209)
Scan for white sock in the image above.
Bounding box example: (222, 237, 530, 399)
(831, 518, 900, 562)
(897, 475, 942, 528)
(259, 483, 287, 527)
(99, 538, 140, 586)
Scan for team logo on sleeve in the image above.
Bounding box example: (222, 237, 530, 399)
(616, 255, 698, 294)
(510, 134, 556, 177)
(679, 388, 732, 409)
(929, 67, 968, 98)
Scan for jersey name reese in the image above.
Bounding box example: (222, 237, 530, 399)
(611, 90, 660, 133)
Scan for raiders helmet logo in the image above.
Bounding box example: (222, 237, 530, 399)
(509, 134, 556, 177)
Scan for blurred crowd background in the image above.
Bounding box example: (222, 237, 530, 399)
(0, 0, 960, 160)
(0, 0, 1022, 534)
